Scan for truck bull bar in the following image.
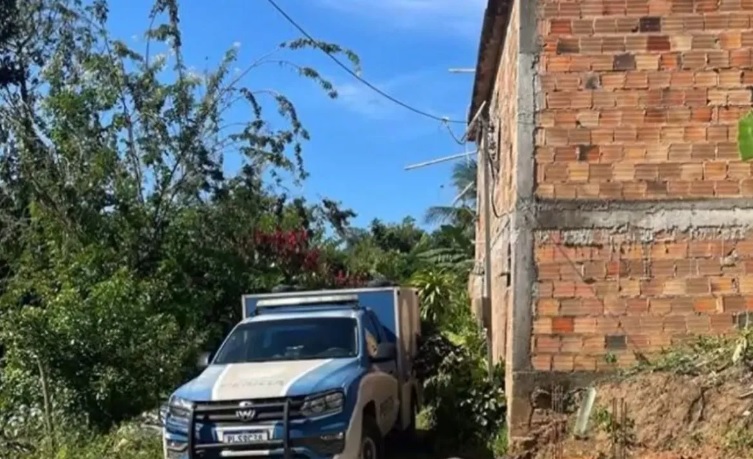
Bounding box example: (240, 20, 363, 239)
(186, 399, 293, 459)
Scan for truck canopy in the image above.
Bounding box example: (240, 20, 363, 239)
(241, 287, 420, 376)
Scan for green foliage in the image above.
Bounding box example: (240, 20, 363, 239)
(424, 159, 477, 230)
(624, 332, 749, 377)
(724, 424, 753, 453)
(411, 270, 460, 326)
(0, 0, 364, 450)
(16, 425, 163, 459)
(739, 112, 753, 161)
(0, 1, 490, 457)
(411, 268, 506, 452)
(420, 159, 477, 275)
(1, 263, 194, 428)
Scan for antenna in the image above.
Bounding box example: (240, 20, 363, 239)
(404, 151, 476, 171)
(403, 101, 486, 171)
(462, 100, 487, 142)
(452, 181, 475, 206)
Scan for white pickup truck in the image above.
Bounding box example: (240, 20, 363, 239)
(161, 286, 422, 459)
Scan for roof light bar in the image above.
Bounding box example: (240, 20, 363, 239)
(256, 294, 359, 309)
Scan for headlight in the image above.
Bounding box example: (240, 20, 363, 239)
(301, 391, 344, 417)
(167, 396, 193, 422)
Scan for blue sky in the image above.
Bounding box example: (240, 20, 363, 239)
(108, 0, 485, 227)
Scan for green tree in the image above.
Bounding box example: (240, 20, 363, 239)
(416, 160, 478, 274)
(334, 217, 428, 283)
(424, 159, 477, 230)
(0, 0, 359, 438)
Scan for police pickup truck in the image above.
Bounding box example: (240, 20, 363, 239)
(161, 286, 422, 459)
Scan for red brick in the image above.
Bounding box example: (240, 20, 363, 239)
(532, 354, 553, 371)
(573, 355, 598, 371)
(552, 355, 575, 371)
(535, 335, 561, 353)
(552, 317, 575, 334)
(550, 19, 573, 34)
(694, 297, 719, 313)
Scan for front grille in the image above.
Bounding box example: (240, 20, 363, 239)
(193, 396, 306, 426)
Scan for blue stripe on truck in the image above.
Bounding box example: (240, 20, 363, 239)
(284, 358, 362, 397)
(172, 365, 226, 401)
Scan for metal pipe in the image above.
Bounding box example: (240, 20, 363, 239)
(404, 151, 476, 171)
(481, 120, 494, 376)
(463, 100, 487, 142)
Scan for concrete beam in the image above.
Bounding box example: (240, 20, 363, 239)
(535, 199, 753, 231)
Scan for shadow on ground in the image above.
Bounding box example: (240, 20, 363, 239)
(387, 429, 496, 459)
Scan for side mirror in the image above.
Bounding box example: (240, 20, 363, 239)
(372, 342, 396, 363)
(197, 351, 213, 370)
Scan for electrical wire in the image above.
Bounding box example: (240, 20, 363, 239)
(265, 0, 466, 124)
(478, 119, 504, 219)
(477, 119, 644, 357)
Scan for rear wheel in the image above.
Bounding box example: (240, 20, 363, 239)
(360, 415, 384, 459)
(404, 396, 417, 439)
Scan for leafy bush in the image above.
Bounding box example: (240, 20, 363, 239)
(411, 269, 507, 452)
(0, 260, 197, 432)
(14, 424, 162, 459)
(0, 0, 491, 456)
(417, 331, 506, 447)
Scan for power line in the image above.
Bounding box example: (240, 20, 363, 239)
(265, 0, 466, 124)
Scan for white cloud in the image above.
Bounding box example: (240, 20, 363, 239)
(333, 71, 446, 120)
(317, 0, 486, 38)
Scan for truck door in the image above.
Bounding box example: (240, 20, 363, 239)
(363, 312, 399, 433)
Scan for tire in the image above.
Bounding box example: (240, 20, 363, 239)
(360, 415, 384, 459)
(402, 397, 417, 439)
(398, 397, 422, 451)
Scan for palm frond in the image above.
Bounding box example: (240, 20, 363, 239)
(417, 247, 474, 273)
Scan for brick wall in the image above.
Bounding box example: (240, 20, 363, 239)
(528, 0, 753, 369)
(472, 0, 753, 439)
(532, 227, 752, 371)
(475, 0, 521, 364)
(535, 0, 753, 200)
(491, 240, 511, 362)
(490, 0, 520, 222)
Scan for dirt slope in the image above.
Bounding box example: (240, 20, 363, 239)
(512, 336, 753, 459)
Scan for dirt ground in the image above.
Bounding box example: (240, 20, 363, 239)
(511, 366, 753, 459)
(394, 335, 753, 459)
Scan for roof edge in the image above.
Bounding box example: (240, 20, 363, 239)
(467, 0, 513, 141)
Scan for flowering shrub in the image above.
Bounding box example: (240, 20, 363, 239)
(253, 229, 320, 272)
(251, 228, 369, 289)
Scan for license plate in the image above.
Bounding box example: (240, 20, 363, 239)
(222, 431, 269, 444)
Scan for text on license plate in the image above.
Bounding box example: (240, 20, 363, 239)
(222, 431, 269, 444)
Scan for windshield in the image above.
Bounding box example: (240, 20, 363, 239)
(212, 317, 358, 364)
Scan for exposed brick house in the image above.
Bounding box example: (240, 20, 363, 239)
(468, 0, 753, 439)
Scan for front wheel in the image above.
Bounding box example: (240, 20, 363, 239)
(360, 415, 384, 459)
(396, 397, 421, 451)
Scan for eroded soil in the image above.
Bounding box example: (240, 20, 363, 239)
(510, 370, 753, 459)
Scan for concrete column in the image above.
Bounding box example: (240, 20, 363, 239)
(506, 0, 538, 438)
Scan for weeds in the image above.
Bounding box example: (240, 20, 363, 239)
(13, 426, 162, 459)
(724, 424, 753, 454)
(619, 331, 753, 380)
(591, 402, 636, 453)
